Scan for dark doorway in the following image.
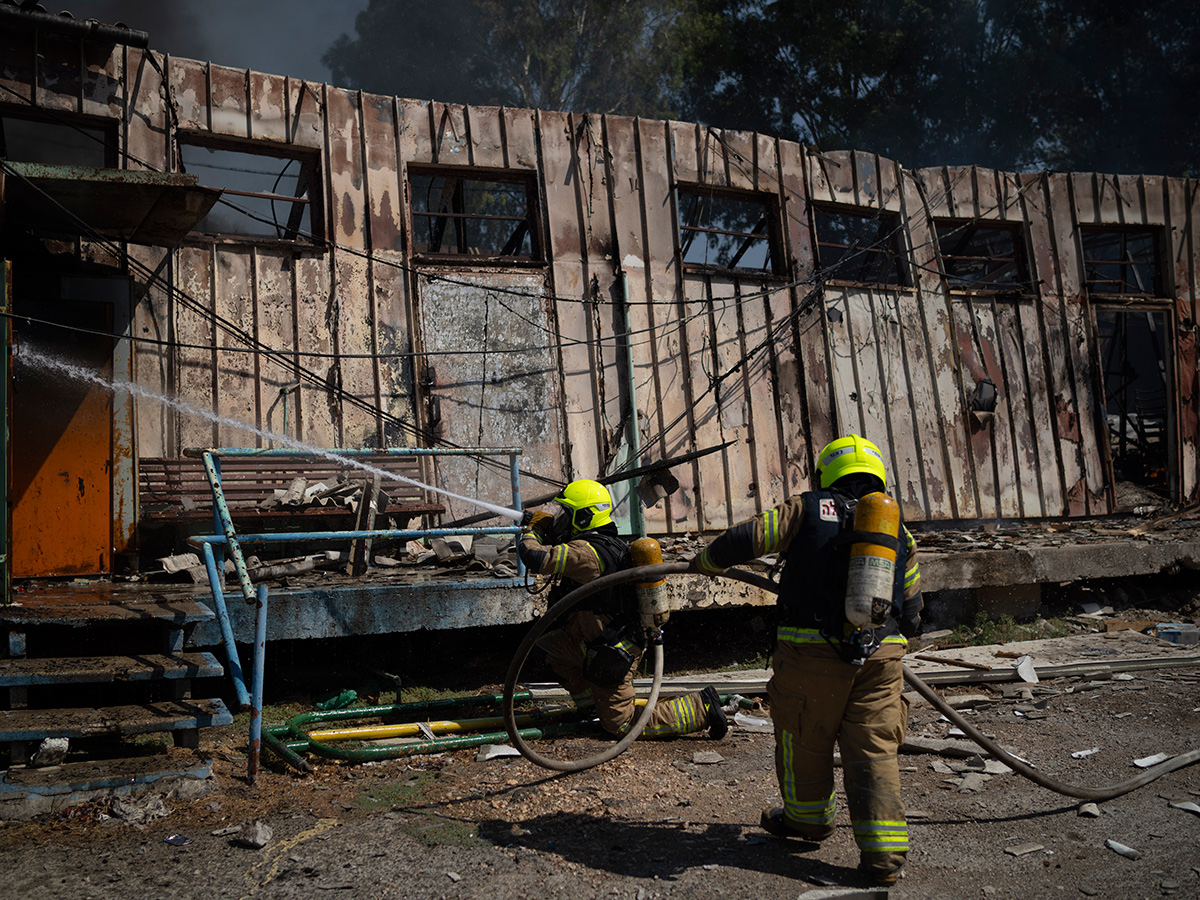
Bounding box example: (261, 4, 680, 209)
(1096, 307, 1173, 498)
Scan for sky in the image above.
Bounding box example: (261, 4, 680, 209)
(62, 0, 370, 84)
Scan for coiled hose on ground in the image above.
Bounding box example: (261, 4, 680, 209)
(504, 562, 1200, 798)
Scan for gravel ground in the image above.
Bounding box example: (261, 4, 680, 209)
(1, 643, 1197, 900)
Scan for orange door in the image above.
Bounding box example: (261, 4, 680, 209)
(10, 299, 114, 577)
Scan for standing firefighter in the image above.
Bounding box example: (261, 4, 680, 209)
(689, 435, 922, 886)
(518, 479, 727, 741)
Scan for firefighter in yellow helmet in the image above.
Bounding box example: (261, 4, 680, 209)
(689, 435, 922, 886)
(518, 479, 727, 740)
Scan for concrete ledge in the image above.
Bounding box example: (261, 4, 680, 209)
(920, 540, 1200, 590)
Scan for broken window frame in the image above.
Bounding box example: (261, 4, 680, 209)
(0, 105, 118, 168)
(407, 166, 544, 264)
(811, 204, 912, 287)
(1078, 226, 1166, 298)
(934, 219, 1031, 292)
(177, 133, 324, 246)
(675, 183, 784, 276)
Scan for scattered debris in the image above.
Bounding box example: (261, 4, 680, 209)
(476, 744, 521, 762)
(1105, 839, 1141, 859)
(1015, 656, 1039, 683)
(1077, 802, 1101, 817)
(1072, 747, 1100, 759)
(1004, 842, 1044, 856)
(1168, 800, 1200, 817)
(110, 796, 170, 825)
(164, 833, 192, 846)
(28, 737, 69, 767)
(732, 712, 772, 732)
(446, 872, 462, 883)
(1133, 753, 1173, 768)
(236, 820, 273, 849)
(211, 825, 242, 836)
(692, 751, 724, 765)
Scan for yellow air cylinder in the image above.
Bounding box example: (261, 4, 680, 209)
(631, 537, 670, 629)
(844, 491, 901, 628)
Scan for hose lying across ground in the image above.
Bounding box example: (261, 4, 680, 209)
(504, 562, 1200, 799)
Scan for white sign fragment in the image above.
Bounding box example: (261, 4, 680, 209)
(1071, 747, 1100, 759)
(1133, 753, 1173, 768)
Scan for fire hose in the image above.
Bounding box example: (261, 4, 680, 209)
(503, 562, 1200, 799)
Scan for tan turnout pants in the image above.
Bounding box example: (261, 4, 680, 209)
(767, 636, 909, 872)
(537, 610, 709, 737)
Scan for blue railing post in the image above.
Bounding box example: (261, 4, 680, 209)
(248, 583, 268, 784)
(201, 541, 250, 709)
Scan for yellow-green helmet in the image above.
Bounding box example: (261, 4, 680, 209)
(554, 479, 614, 534)
(816, 434, 887, 489)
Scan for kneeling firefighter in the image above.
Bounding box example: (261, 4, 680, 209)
(689, 435, 922, 886)
(518, 479, 727, 740)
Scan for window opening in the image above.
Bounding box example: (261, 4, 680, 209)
(409, 169, 540, 261)
(813, 207, 909, 286)
(935, 221, 1028, 290)
(676, 185, 780, 274)
(0, 110, 115, 167)
(1096, 307, 1172, 496)
(180, 140, 319, 242)
(1080, 228, 1161, 296)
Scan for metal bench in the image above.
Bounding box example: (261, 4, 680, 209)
(138, 453, 445, 527)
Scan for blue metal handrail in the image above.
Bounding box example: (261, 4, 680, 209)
(184, 446, 524, 782)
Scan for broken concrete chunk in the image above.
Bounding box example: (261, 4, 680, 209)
(29, 737, 68, 767)
(1004, 842, 1044, 856)
(957, 772, 991, 792)
(237, 819, 273, 849)
(159, 552, 202, 574)
(1168, 800, 1200, 817)
(692, 750, 724, 765)
(1015, 656, 1039, 683)
(476, 744, 521, 762)
(1077, 802, 1101, 817)
(1071, 746, 1100, 759)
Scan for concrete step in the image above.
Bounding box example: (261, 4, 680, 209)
(0, 652, 224, 686)
(0, 599, 214, 628)
(0, 698, 233, 742)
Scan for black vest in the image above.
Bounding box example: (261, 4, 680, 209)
(548, 527, 636, 620)
(776, 490, 908, 645)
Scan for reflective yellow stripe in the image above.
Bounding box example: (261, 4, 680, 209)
(762, 509, 779, 554)
(697, 547, 724, 574)
(551, 544, 568, 575)
(777, 626, 906, 646)
(852, 819, 909, 851)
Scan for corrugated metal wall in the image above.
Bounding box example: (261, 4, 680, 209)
(4, 29, 1198, 532)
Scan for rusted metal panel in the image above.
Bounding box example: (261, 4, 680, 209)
(292, 253, 337, 447)
(720, 129, 754, 191)
(35, 32, 80, 112)
(361, 93, 403, 253)
(1070, 171, 1098, 224)
(168, 56, 208, 131)
(249, 70, 287, 143)
(208, 62, 249, 139)
(636, 117, 695, 531)
(0, 26, 34, 105)
(699, 126, 728, 187)
(951, 296, 1002, 518)
(175, 245, 217, 451)
(806, 151, 837, 206)
(213, 248, 260, 447)
(873, 290, 925, 520)
(924, 286, 978, 519)
(371, 258, 415, 447)
(501, 107, 538, 171)
(755, 133, 778, 196)
(326, 86, 366, 250)
(710, 281, 757, 525)
(851, 151, 879, 209)
(820, 150, 857, 207)
(129, 248, 171, 457)
(333, 253, 378, 447)
(894, 291, 946, 516)
(286, 78, 324, 150)
(732, 278, 781, 514)
(997, 170, 1025, 222)
(915, 166, 953, 220)
(1142, 174, 1166, 226)
(973, 167, 1001, 221)
(430, 102, 469, 164)
(538, 108, 598, 480)
(253, 249, 298, 441)
(670, 121, 699, 188)
(415, 271, 562, 516)
(466, 104, 505, 168)
(124, 48, 167, 171)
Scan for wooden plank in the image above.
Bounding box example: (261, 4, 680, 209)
(915, 166, 953, 220)
(998, 171, 1025, 222)
(334, 253, 378, 448)
(922, 289, 978, 519)
(853, 150, 880, 210)
(372, 259, 415, 447)
(710, 280, 755, 525)
(637, 117, 695, 531)
(1171, 178, 1200, 499)
(670, 120, 700, 190)
(877, 152, 902, 213)
(824, 285, 863, 437)
(129, 249, 172, 458)
(249, 70, 288, 143)
(974, 167, 1000, 221)
(501, 107, 539, 171)
(806, 150, 837, 206)
(700, 125, 727, 187)
(875, 290, 925, 520)
(212, 248, 259, 447)
(0, 699, 232, 741)
(35, 32, 80, 112)
(0, 652, 224, 686)
(1071, 172, 1098, 224)
(737, 275, 783, 515)
(176, 245, 218, 452)
(681, 275, 727, 529)
(821, 150, 856, 206)
(326, 86, 366, 250)
(167, 55, 208, 131)
(1097, 173, 1122, 224)
(207, 62, 249, 139)
(1141, 174, 1165, 225)
(997, 297, 1046, 518)
(466, 104, 505, 168)
(951, 297, 1000, 519)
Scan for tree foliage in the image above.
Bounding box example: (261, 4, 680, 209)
(325, 0, 1200, 175)
(324, 0, 691, 118)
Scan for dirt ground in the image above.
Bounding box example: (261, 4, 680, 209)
(1, 619, 1198, 900)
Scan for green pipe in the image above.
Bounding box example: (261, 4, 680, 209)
(262, 726, 313, 773)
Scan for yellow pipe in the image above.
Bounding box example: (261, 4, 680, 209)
(305, 699, 648, 743)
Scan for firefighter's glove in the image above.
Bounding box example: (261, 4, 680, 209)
(522, 510, 554, 539)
